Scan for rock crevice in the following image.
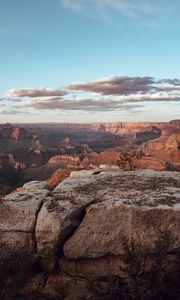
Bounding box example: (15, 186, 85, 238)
(0, 169, 180, 299)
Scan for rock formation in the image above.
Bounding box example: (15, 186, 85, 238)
(140, 133, 180, 170)
(0, 168, 180, 299)
(47, 169, 72, 190)
(0, 121, 179, 192)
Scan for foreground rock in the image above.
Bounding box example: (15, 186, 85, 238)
(0, 181, 50, 276)
(36, 192, 94, 270)
(0, 169, 180, 299)
(64, 170, 180, 260)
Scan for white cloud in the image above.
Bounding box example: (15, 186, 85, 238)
(6, 88, 67, 98)
(4, 75, 180, 119)
(19, 97, 143, 112)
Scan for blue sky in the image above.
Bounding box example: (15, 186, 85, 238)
(0, 0, 180, 123)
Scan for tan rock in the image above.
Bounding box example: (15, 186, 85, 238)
(0, 168, 180, 299)
(0, 185, 50, 275)
(64, 205, 180, 259)
(22, 180, 49, 191)
(2, 189, 49, 232)
(35, 192, 94, 270)
(54, 168, 120, 192)
(63, 170, 180, 259)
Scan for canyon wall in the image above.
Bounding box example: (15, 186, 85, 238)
(0, 121, 179, 194)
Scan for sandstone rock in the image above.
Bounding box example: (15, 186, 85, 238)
(54, 168, 120, 192)
(140, 133, 180, 167)
(0, 185, 50, 275)
(64, 205, 180, 260)
(22, 180, 49, 191)
(63, 170, 180, 262)
(2, 189, 49, 232)
(48, 155, 80, 164)
(70, 169, 98, 178)
(47, 169, 71, 190)
(35, 192, 94, 270)
(0, 168, 180, 299)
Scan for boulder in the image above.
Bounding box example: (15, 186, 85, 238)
(35, 191, 94, 270)
(62, 170, 180, 279)
(64, 204, 180, 260)
(0, 168, 180, 299)
(22, 180, 49, 191)
(54, 168, 119, 192)
(0, 183, 50, 275)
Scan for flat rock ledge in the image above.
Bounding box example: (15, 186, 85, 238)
(0, 169, 180, 300)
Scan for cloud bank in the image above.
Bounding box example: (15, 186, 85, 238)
(23, 97, 143, 112)
(67, 76, 155, 95)
(3, 75, 180, 119)
(6, 88, 67, 98)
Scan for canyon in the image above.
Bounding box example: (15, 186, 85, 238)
(0, 121, 180, 299)
(0, 120, 180, 195)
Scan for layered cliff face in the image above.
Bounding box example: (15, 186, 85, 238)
(0, 121, 179, 193)
(140, 133, 180, 169)
(0, 168, 180, 299)
(0, 125, 49, 166)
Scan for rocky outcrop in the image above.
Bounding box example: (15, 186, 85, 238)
(48, 155, 80, 164)
(47, 169, 72, 190)
(0, 181, 50, 280)
(0, 169, 180, 299)
(140, 133, 180, 170)
(0, 121, 180, 192)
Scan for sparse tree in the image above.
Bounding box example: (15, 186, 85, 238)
(114, 151, 140, 171)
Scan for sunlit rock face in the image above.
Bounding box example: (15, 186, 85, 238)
(139, 133, 180, 170)
(0, 168, 180, 299)
(0, 120, 180, 194)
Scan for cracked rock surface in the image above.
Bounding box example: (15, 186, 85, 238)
(0, 181, 50, 275)
(0, 169, 180, 299)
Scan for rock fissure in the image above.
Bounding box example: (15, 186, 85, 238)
(0, 169, 180, 299)
(33, 196, 47, 257)
(35, 192, 96, 271)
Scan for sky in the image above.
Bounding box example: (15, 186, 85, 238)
(0, 0, 180, 123)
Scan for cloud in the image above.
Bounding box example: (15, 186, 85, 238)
(158, 78, 180, 86)
(67, 76, 155, 95)
(0, 97, 22, 102)
(0, 109, 26, 115)
(23, 97, 143, 112)
(6, 88, 67, 98)
(60, 1, 180, 29)
(60, 0, 154, 15)
(4, 75, 180, 117)
(67, 75, 180, 99)
(113, 93, 180, 103)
